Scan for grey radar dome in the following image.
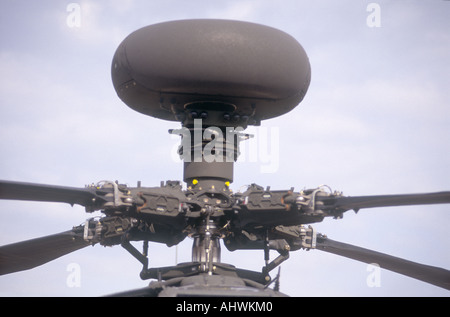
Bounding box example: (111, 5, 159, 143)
(111, 19, 311, 125)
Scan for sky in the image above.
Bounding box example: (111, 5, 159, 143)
(0, 0, 449, 297)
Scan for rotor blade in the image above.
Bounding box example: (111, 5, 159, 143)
(315, 234, 450, 290)
(0, 180, 105, 207)
(0, 226, 90, 275)
(320, 191, 450, 212)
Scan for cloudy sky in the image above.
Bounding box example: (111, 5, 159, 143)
(0, 0, 449, 297)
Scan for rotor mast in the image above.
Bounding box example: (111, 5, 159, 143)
(171, 101, 250, 191)
(191, 218, 221, 274)
(171, 101, 252, 271)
